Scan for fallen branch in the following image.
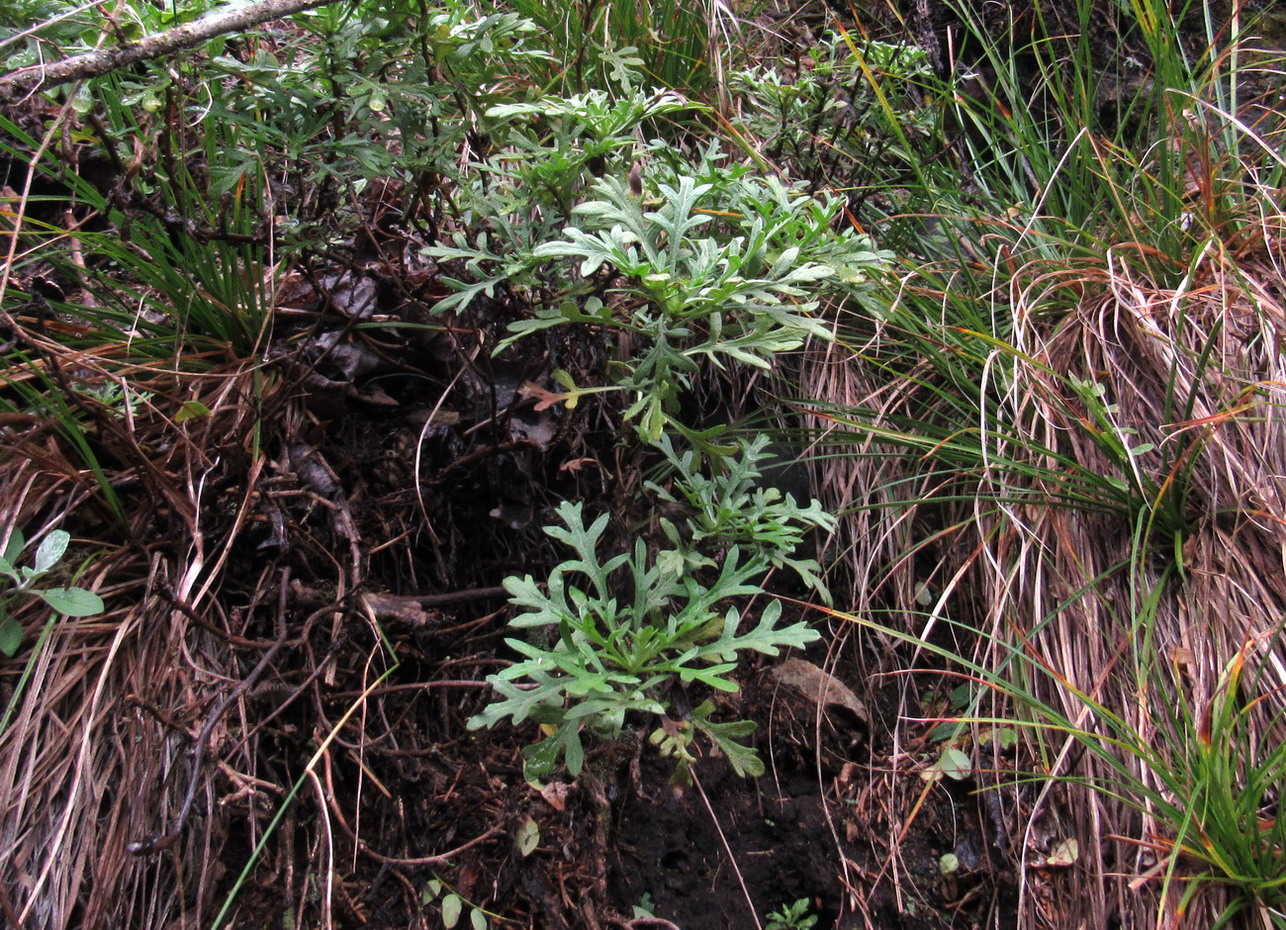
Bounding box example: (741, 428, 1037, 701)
(0, 0, 345, 94)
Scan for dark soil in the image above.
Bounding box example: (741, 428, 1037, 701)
(208, 551, 1015, 930)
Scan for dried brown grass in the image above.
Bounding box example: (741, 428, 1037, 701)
(807, 171, 1286, 927)
(1006, 242, 1286, 928)
(0, 355, 286, 929)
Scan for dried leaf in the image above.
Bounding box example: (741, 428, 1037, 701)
(516, 817, 540, 857)
(558, 457, 601, 474)
(517, 381, 574, 412)
(771, 657, 869, 726)
(1046, 837, 1079, 866)
(539, 781, 569, 812)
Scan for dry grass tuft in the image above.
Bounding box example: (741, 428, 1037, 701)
(1002, 238, 1286, 927)
(806, 120, 1286, 927)
(0, 354, 286, 929)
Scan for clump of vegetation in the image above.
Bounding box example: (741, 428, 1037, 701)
(469, 437, 832, 781)
(807, 0, 1286, 926)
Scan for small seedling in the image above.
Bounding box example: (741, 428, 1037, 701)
(422, 877, 493, 929)
(0, 529, 104, 656)
(765, 897, 818, 930)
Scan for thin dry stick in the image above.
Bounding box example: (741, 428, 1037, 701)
(0, 0, 345, 92)
(306, 768, 336, 930)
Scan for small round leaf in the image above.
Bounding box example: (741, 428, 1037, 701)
(938, 747, 972, 781)
(441, 893, 462, 928)
(516, 817, 540, 857)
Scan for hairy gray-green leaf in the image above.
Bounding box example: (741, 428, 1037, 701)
(40, 586, 105, 618)
(33, 530, 69, 574)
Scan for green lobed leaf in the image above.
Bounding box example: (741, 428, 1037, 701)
(702, 722, 763, 777)
(706, 600, 819, 662)
(675, 662, 739, 691)
(467, 666, 565, 728)
(523, 723, 585, 779)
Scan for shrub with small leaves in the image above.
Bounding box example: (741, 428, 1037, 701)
(468, 438, 829, 781)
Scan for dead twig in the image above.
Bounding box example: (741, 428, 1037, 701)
(1, 0, 346, 93)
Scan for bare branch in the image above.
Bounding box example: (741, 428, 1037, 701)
(0, 0, 346, 93)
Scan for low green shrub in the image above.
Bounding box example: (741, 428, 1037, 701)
(468, 436, 833, 782)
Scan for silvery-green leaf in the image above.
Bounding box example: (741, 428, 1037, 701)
(441, 892, 462, 928)
(33, 530, 69, 574)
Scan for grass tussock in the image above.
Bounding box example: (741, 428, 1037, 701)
(801, 2, 1286, 924)
(0, 353, 285, 926)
